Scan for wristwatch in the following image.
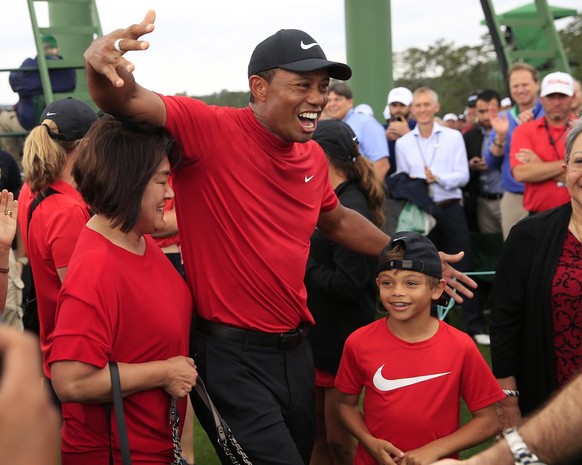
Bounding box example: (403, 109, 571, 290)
(503, 427, 546, 465)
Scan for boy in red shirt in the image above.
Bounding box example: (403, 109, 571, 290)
(335, 232, 504, 465)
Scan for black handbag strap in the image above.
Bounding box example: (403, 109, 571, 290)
(109, 362, 132, 465)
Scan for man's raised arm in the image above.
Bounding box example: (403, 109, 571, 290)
(84, 10, 165, 126)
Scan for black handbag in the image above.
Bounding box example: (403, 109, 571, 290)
(193, 378, 253, 465)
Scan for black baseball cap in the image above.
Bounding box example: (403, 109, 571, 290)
(248, 29, 352, 80)
(377, 231, 442, 279)
(40, 97, 98, 141)
(313, 119, 359, 162)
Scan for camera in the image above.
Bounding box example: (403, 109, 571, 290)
(390, 116, 404, 123)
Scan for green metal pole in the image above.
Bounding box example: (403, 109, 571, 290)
(534, 0, 571, 73)
(344, 0, 393, 123)
(47, 1, 96, 103)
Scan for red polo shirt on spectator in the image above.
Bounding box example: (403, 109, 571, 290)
(510, 116, 572, 213)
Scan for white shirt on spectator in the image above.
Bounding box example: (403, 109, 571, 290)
(395, 123, 469, 203)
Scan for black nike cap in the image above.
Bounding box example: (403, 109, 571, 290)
(248, 29, 352, 80)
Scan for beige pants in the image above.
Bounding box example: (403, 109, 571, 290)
(477, 197, 502, 234)
(500, 192, 527, 240)
(0, 110, 25, 163)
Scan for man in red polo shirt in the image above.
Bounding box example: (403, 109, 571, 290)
(510, 72, 577, 214)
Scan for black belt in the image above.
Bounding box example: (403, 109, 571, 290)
(480, 192, 503, 200)
(436, 198, 460, 209)
(196, 318, 308, 350)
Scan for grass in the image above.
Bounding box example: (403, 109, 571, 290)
(189, 304, 494, 464)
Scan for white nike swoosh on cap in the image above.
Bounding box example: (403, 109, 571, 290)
(46, 112, 57, 116)
(373, 365, 451, 391)
(304, 175, 314, 182)
(300, 41, 319, 50)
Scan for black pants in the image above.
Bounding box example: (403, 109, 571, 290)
(189, 324, 315, 465)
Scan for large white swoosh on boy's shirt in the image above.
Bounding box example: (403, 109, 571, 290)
(373, 365, 451, 391)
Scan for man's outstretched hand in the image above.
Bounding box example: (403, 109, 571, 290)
(439, 251, 477, 304)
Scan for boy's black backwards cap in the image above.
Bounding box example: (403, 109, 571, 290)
(377, 231, 442, 279)
(248, 29, 352, 80)
(313, 119, 359, 162)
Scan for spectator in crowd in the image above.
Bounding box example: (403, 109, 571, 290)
(383, 86, 416, 236)
(306, 119, 384, 465)
(325, 82, 390, 181)
(463, 90, 503, 234)
(354, 103, 374, 118)
(396, 87, 489, 345)
(0, 35, 76, 163)
(457, 113, 470, 133)
(83, 13, 476, 465)
(443, 113, 459, 130)
(0, 150, 24, 331)
(510, 71, 575, 215)
(462, 91, 480, 134)
(0, 189, 18, 313)
(336, 232, 504, 465)
(50, 116, 197, 465)
(491, 120, 582, 432)
(486, 62, 544, 238)
(18, 97, 97, 406)
(383, 86, 414, 176)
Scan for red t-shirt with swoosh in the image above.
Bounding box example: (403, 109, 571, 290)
(336, 318, 504, 463)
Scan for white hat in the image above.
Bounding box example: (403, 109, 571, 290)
(354, 103, 374, 118)
(541, 72, 574, 97)
(443, 113, 458, 122)
(500, 97, 512, 107)
(387, 87, 413, 105)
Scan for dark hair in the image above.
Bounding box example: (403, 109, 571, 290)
(329, 82, 353, 99)
(381, 243, 440, 288)
(326, 152, 385, 229)
(73, 116, 175, 233)
(477, 89, 501, 105)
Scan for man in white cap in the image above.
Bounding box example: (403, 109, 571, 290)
(510, 71, 577, 215)
(384, 86, 415, 175)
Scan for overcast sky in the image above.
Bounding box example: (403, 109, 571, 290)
(0, 0, 579, 105)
